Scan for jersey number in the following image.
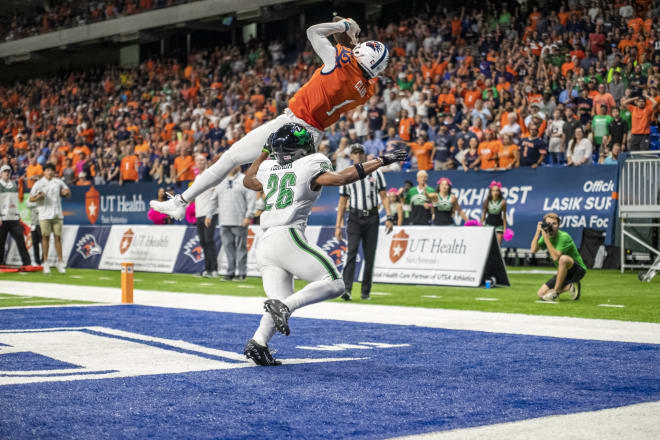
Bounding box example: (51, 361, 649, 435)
(264, 172, 296, 211)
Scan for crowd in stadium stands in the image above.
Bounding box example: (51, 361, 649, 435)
(0, 0, 197, 41)
(0, 0, 659, 189)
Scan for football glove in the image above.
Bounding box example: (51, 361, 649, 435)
(380, 149, 408, 166)
(343, 18, 360, 45)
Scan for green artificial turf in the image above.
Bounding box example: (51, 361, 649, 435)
(1, 268, 658, 323)
(0, 292, 94, 308)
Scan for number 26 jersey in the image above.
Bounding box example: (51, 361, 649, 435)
(256, 153, 333, 231)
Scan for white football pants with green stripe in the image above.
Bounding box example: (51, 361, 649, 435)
(252, 227, 345, 346)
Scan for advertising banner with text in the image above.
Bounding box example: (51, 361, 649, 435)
(372, 226, 497, 287)
(57, 167, 617, 249)
(98, 225, 187, 272)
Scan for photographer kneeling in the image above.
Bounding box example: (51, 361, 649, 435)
(530, 213, 586, 301)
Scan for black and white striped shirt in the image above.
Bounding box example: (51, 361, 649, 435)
(339, 169, 386, 210)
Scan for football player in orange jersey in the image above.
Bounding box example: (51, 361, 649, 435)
(150, 18, 390, 220)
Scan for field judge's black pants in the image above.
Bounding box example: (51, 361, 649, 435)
(343, 213, 379, 295)
(0, 220, 31, 266)
(196, 215, 218, 273)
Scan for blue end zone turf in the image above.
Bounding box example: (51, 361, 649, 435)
(0, 305, 659, 439)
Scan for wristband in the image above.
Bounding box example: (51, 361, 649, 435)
(262, 148, 271, 154)
(386, 215, 395, 223)
(354, 163, 366, 180)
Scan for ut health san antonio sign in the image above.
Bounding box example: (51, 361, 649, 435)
(373, 226, 508, 287)
(64, 184, 151, 225)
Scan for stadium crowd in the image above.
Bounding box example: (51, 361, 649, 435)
(0, 0, 659, 190)
(1, 0, 198, 41)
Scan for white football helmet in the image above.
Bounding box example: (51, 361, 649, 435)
(353, 41, 389, 78)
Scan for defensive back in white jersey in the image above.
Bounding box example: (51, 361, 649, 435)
(256, 153, 333, 230)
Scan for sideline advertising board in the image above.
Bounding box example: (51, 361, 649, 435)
(98, 225, 187, 272)
(371, 226, 508, 287)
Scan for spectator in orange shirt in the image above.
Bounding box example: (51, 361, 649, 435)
(407, 133, 434, 171)
(14, 134, 28, 151)
(119, 144, 139, 184)
(398, 110, 415, 142)
(561, 56, 578, 77)
(498, 133, 520, 169)
(592, 83, 616, 115)
(622, 94, 658, 151)
(462, 81, 481, 109)
(71, 143, 91, 169)
(478, 131, 502, 170)
(436, 85, 456, 112)
(25, 156, 43, 189)
(173, 146, 195, 182)
(134, 136, 150, 154)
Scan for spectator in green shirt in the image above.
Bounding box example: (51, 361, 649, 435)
(591, 104, 613, 153)
(530, 213, 587, 302)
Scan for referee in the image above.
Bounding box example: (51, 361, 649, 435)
(335, 144, 394, 301)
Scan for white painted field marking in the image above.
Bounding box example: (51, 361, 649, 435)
(21, 299, 67, 304)
(535, 300, 558, 304)
(598, 304, 625, 308)
(69, 275, 83, 279)
(199, 283, 214, 287)
(0, 326, 362, 386)
(475, 298, 499, 301)
(236, 285, 254, 289)
(163, 280, 177, 284)
(134, 278, 144, 282)
(391, 400, 660, 440)
(423, 295, 442, 299)
(370, 292, 391, 296)
(18, 272, 28, 275)
(2, 281, 660, 345)
(99, 277, 112, 280)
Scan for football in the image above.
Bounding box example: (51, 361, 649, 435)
(332, 15, 355, 48)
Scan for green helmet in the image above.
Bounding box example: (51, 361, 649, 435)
(267, 123, 315, 165)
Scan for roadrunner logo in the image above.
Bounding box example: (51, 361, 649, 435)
(317, 229, 361, 274)
(76, 234, 102, 259)
(183, 236, 204, 263)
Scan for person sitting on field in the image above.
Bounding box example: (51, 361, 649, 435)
(530, 213, 586, 302)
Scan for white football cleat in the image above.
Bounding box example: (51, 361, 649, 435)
(149, 194, 187, 220)
(42, 263, 50, 274)
(56, 261, 66, 274)
(542, 289, 559, 302)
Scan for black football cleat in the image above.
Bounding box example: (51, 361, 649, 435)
(264, 299, 291, 336)
(244, 339, 281, 366)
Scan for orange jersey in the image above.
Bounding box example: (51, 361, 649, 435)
(289, 46, 376, 130)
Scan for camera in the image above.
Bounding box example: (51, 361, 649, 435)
(541, 221, 554, 233)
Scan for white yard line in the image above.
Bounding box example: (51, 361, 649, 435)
(391, 401, 660, 440)
(599, 304, 625, 308)
(1, 281, 659, 345)
(474, 298, 499, 301)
